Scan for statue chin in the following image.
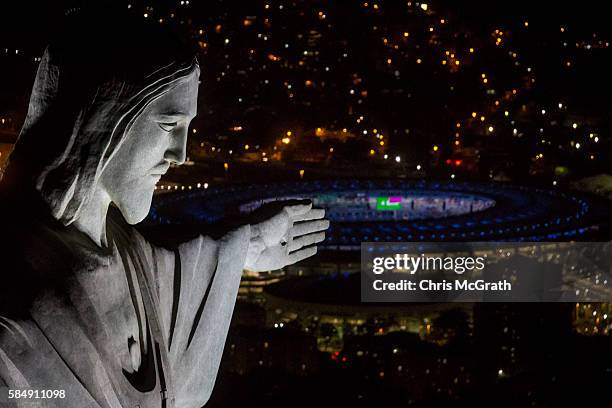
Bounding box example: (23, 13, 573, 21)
(123, 210, 148, 226)
(115, 191, 154, 225)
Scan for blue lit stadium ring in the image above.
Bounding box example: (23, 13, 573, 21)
(149, 180, 610, 249)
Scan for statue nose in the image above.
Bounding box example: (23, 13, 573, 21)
(164, 127, 188, 165)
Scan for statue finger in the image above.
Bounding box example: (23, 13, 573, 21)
(292, 219, 330, 237)
(288, 231, 325, 252)
(284, 202, 313, 217)
(293, 208, 325, 222)
(288, 245, 318, 264)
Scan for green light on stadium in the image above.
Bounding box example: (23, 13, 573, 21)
(376, 196, 401, 211)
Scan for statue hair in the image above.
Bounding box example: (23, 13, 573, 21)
(1, 6, 199, 225)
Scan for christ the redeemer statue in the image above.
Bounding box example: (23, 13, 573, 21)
(0, 8, 328, 407)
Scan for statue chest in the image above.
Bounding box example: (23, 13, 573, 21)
(26, 243, 173, 407)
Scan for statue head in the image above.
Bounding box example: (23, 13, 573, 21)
(100, 70, 198, 224)
(2, 6, 200, 225)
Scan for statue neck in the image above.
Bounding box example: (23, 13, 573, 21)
(73, 187, 112, 247)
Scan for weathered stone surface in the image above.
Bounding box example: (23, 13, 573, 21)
(0, 8, 327, 407)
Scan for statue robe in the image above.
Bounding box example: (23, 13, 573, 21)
(0, 208, 250, 407)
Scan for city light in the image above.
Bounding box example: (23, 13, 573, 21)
(2, 7, 610, 393)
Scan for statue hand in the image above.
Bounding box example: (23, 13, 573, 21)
(245, 202, 329, 272)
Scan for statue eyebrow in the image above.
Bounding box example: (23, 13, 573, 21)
(156, 112, 187, 122)
(156, 111, 198, 123)
(156, 112, 187, 121)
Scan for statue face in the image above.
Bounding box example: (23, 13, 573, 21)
(100, 71, 198, 224)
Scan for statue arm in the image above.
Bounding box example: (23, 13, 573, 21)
(144, 202, 327, 407)
(147, 225, 250, 408)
